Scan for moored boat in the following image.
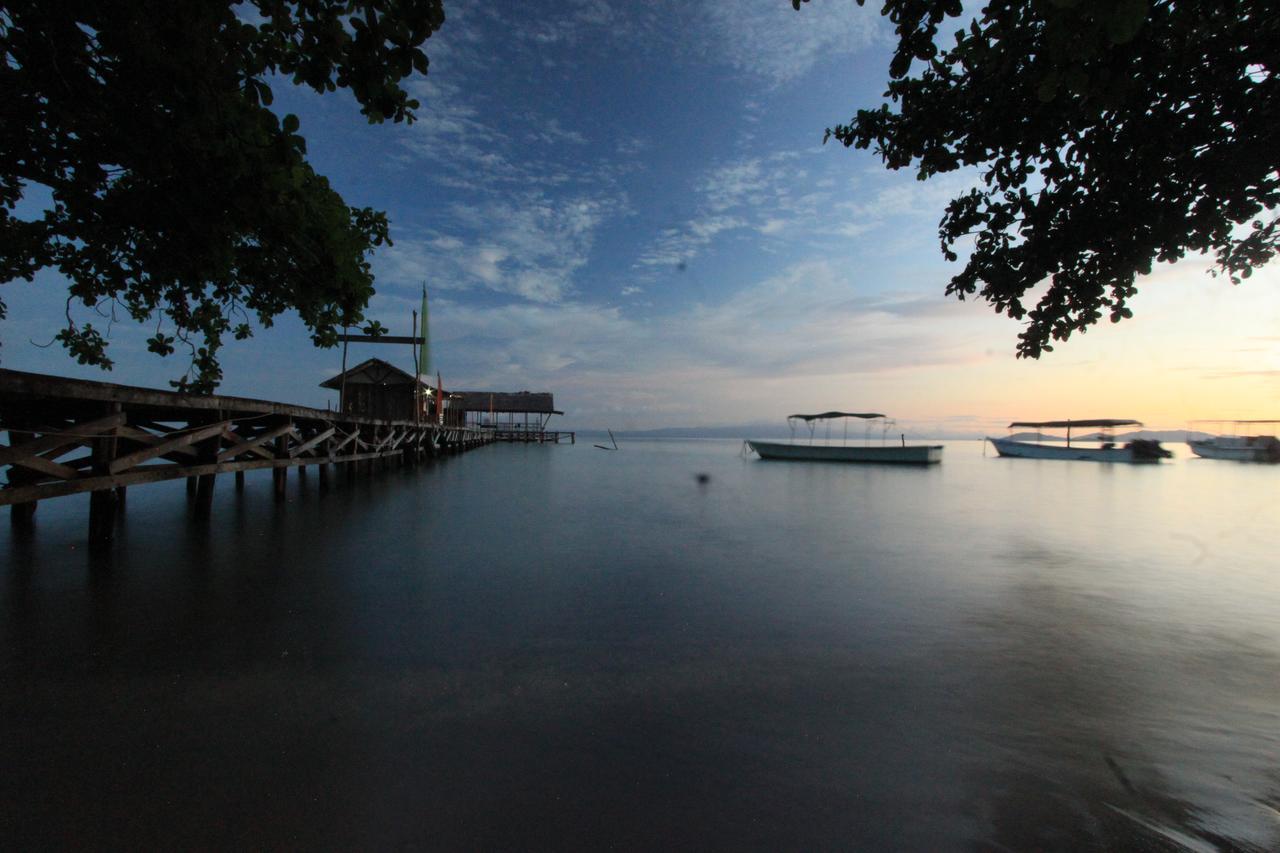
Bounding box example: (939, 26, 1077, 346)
(1188, 421, 1280, 462)
(987, 419, 1171, 463)
(747, 412, 942, 464)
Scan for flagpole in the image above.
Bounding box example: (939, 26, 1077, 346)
(412, 309, 420, 425)
(339, 323, 349, 413)
(421, 283, 431, 423)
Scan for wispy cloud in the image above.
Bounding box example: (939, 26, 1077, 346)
(699, 0, 886, 87)
(635, 215, 746, 269)
(377, 193, 626, 303)
(405, 257, 1002, 427)
(379, 3, 646, 304)
(629, 146, 938, 273)
(700, 159, 771, 212)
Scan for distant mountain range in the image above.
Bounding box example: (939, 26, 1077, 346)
(1006, 430, 1214, 443)
(577, 424, 794, 440)
(574, 426, 1221, 442)
(583, 425, 995, 441)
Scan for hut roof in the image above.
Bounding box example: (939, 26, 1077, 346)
(319, 357, 417, 389)
(450, 390, 559, 415)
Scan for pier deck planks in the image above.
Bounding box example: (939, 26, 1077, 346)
(0, 369, 494, 540)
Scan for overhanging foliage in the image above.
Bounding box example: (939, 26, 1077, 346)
(797, 0, 1279, 356)
(1, 0, 444, 391)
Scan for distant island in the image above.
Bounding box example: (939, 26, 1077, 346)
(1006, 430, 1214, 443)
(575, 426, 1218, 442)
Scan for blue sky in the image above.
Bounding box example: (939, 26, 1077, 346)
(4, 0, 1277, 431)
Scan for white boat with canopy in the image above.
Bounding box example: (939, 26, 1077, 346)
(1187, 420, 1280, 463)
(988, 419, 1171, 463)
(747, 412, 942, 464)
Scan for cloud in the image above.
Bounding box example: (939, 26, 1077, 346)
(635, 215, 746, 269)
(1201, 369, 1280, 380)
(527, 116, 589, 147)
(615, 137, 650, 157)
(700, 159, 769, 212)
(378, 192, 625, 303)
(399, 257, 1004, 428)
(699, 0, 885, 87)
(630, 146, 926, 273)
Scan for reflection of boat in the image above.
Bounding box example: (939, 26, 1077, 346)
(747, 412, 942, 464)
(1188, 421, 1280, 462)
(987, 419, 1171, 463)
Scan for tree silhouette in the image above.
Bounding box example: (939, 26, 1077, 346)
(1, 1, 444, 391)
(796, 0, 1278, 356)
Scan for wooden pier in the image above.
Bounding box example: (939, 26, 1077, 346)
(488, 426, 575, 444)
(0, 369, 494, 543)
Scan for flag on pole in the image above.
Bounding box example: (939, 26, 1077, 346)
(417, 285, 430, 377)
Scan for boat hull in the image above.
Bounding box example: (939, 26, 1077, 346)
(987, 437, 1168, 463)
(1188, 437, 1280, 463)
(747, 441, 942, 464)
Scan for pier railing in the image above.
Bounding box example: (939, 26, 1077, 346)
(0, 369, 493, 541)
(484, 425, 575, 444)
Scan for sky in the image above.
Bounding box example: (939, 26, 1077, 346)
(4, 0, 1278, 433)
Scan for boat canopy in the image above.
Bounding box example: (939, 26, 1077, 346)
(789, 411, 887, 421)
(1008, 419, 1142, 429)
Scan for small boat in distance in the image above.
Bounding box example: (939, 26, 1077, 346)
(1187, 420, 1280, 463)
(747, 412, 942, 464)
(988, 419, 1172, 463)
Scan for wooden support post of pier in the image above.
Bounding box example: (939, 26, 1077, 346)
(192, 414, 220, 519)
(6, 428, 38, 529)
(273, 434, 288, 501)
(0, 369, 498, 534)
(87, 404, 122, 545)
(11, 499, 36, 527)
(318, 461, 329, 489)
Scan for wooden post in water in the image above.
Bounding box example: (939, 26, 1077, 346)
(192, 412, 221, 519)
(87, 403, 122, 545)
(7, 426, 38, 529)
(273, 434, 288, 501)
(11, 498, 36, 527)
(235, 470, 245, 491)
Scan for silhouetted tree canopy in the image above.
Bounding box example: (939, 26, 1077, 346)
(796, 0, 1278, 356)
(1, 0, 444, 391)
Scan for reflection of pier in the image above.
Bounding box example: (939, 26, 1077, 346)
(0, 369, 493, 543)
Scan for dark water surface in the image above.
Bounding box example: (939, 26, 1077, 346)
(3, 440, 1278, 849)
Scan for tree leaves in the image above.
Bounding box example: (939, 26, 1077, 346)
(804, 0, 1279, 357)
(146, 333, 176, 356)
(0, 1, 445, 391)
(1107, 0, 1150, 45)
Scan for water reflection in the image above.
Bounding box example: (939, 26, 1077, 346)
(965, 539, 1280, 850)
(1, 441, 1277, 848)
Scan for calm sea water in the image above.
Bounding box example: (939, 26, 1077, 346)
(2, 439, 1278, 849)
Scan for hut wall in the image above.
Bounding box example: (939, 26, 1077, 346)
(343, 384, 415, 420)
